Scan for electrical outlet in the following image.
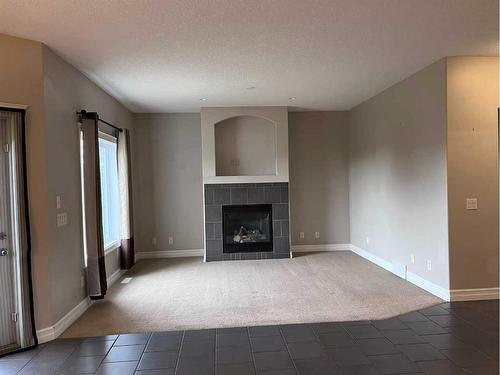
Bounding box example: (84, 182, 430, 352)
(80, 276, 85, 289)
(315, 231, 320, 239)
(152, 237, 157, 245)
(427, 260, 432, 271)
(299, 232, 305, 239)
(168, 236, 174, 245)
(410, 253, 415, 264)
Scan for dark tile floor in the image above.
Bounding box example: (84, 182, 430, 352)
(0, 300, 498, 374)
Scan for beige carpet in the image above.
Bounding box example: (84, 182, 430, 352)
(62, 251, 441, 338)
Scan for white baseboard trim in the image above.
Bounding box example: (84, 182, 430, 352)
(350, 245, 450, 301)
(291, 244, 351, 253)
(407, 271, 450, 301)
(349, 244, 393, 274)
(36, 244, 497, 343)
(36, 298, 91, 343)
(36, 269, 126, 344)
(450, 287, 500, 301)
(107, 268, 127, 287)
(349, 244, 500, 302)
(135, 249, 204, 261)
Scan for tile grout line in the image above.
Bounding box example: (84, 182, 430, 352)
(247, 326, 259, 375)
(96, 336, 118, 372)
(213, 330, 217, 375)
(132, 333, 152, 373)
(24, 339, 79, 375)
(172, 330, 185, 375)
(87, 336, 117, 374)
(14, 345, 42, 374)
(279, 325, 301, 375)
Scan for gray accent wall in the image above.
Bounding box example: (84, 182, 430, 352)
(288, 112, 350, 245)
(348, 59, 450, 290)
(133, 112, 351, 255)
(133, 113, 204, 253)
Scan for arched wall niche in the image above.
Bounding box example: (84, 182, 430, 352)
(215, 115, 277, 176)
(201, 106, 289, 184)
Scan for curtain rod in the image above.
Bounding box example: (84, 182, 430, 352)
(76, 110, 123, 132)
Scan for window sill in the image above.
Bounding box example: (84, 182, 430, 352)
(104, 240, 121, 256)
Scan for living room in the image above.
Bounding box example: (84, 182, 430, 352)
(0, 1, 498, 374)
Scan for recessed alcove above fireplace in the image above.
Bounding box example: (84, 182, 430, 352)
(201, 106, 288, 184)
(215, 116, 277, 177)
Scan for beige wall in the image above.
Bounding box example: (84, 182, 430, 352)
(446, 56, 499, 290)
(348, 59, 450, 289)
(133, 113, 204, 252)
(289, 111, 350, 245)
(42, 46, 134, 322)
(215, 116, 277, 176)
(0, 34, 53, 328)
(0, 33, 135, 329)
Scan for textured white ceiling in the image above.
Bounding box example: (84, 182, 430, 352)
(1, 0, 498, 112)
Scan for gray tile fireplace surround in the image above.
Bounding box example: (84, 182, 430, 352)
(204, 183, 290, 262)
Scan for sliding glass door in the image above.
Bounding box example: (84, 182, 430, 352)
(0, 109, 36, 355)
(0, 111, 18, 354)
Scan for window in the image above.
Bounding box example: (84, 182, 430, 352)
(98, 133, 121, 249)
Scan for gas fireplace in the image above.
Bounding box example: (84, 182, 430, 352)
(222, 204, 273, 253)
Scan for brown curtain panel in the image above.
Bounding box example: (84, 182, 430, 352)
(117, 129, 135, 269)
(80, 116, 107, 299)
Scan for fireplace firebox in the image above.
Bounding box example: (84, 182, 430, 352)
(222, 204, 273, 253)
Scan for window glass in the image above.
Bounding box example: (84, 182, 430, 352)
(98, 136, 121, 247)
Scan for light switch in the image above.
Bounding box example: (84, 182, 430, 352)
(56, 195, 61, 209)
(56, 213, 67, 227)
(466, 198, 478, 210)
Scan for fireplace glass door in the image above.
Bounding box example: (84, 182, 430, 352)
(222, 204, 273, 253)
